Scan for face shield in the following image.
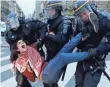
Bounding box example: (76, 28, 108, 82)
(43, 8, 49, 20)
(43, 6, 59, 20)
(6, 12, 20, 31)
(73, 3, 99, 33)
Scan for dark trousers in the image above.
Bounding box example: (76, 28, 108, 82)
(75, 63, 102, 87)
(16, 69, 32, 87)
(43, 82, 59, 87)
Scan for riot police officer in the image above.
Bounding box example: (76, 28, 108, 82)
(72, 0, 110, 87)
(42, 0, 72, 87)
(43, 0, 72, 61)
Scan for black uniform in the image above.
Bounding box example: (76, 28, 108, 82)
(42, 1, 72, 87)
(5, 20, 47, 87)
(74, 14, 110, 87)
(41, 15, 72, 87)
(44, 15, 72, 62)
(5, 20, 47, 50)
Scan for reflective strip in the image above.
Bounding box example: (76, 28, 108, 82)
(73, 0, 89, 14)
(47, 2, 62, 7)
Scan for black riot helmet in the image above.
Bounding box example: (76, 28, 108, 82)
(43, 0, 63, 20)
(72, 0, 99, 33)
(6, 12, 20, 31)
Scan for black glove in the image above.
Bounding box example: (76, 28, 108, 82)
(42, 34, 50, 42)
(88, 48, 97, 57)
(36, 40, 43, 49)
(36, 40, 45, 57)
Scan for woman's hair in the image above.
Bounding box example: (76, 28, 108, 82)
(10, 40, 21, 63)
(10, 39, 27, 63)
(10, 49, 20, 63)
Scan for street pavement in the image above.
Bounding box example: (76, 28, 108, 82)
(0, 37, 110, 87)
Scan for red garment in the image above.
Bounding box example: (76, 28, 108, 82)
(16, 46, 47, 81)
(22, 68, 36, 82)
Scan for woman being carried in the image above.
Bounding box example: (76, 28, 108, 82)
(11, 33, 89, 84)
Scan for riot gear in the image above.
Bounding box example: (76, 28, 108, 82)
(72, 1, 110, 87)
(6, 12, 20, 31)
(72, 0, 99, 33)
(44, 0, 63, 20)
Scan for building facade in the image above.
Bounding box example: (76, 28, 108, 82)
(32, 0, 44, 20)
(33, 0, 110, 20)
(91, 0, 110, 12)
(1, 0, 24, 22)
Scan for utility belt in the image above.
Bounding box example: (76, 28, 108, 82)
(78, 47, 106, 74)
(81, 59, 105, 74)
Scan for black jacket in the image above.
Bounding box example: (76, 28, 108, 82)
(75, 14, 110, 56)
(75, 13, 110, 70)
(5, 20, 47, 50)
(44, 15, 72, 61)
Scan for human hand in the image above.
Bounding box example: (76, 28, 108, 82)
(11, 63, 15, 72)
(82, 37, 88, 41)
(49, 32, 55, 35)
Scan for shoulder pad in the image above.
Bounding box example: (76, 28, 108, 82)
(62, 16, 71, 23)
(23, 18, 40, 23)
(100, 12, 110, 20)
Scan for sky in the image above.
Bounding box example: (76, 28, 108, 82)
(15, 0, 36, 17)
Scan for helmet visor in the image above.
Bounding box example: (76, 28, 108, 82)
(43, 6, 56, 20)
(7, 16, 20, 30)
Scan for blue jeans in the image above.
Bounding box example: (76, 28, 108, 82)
(42, 33, 89, 83)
